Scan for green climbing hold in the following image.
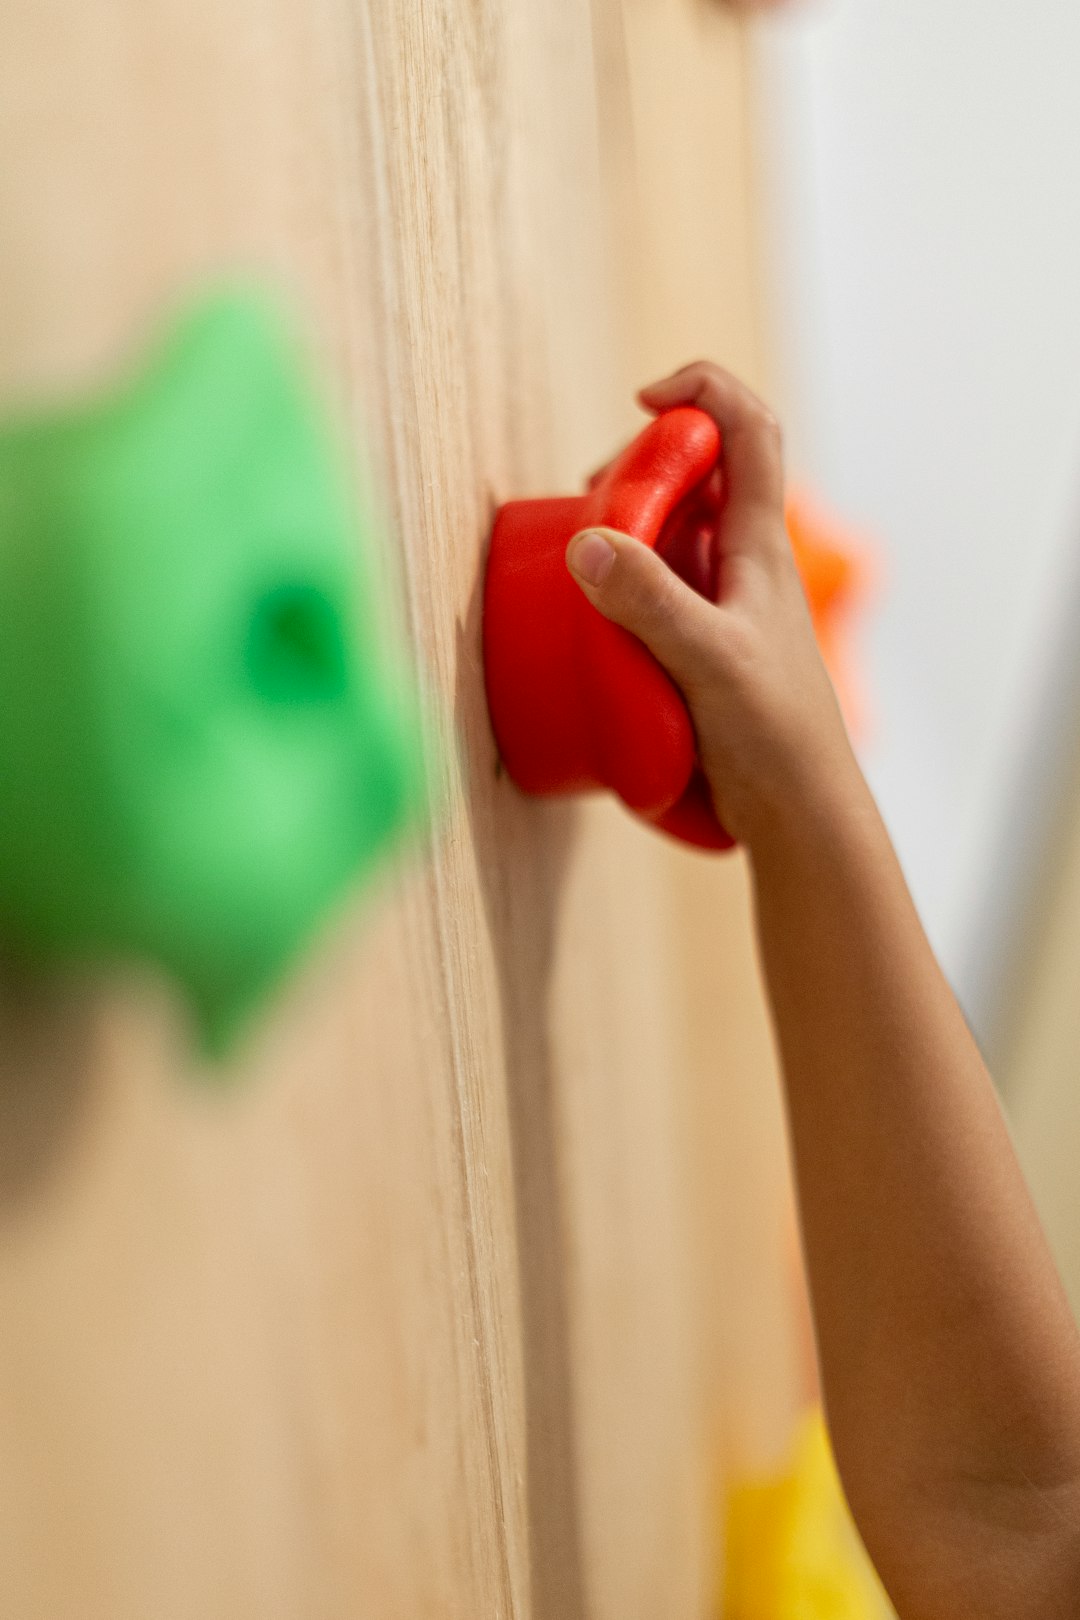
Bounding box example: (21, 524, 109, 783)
(0, 289, 427, 1052)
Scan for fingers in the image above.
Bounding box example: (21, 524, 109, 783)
(639, 362, 786, 545)
(566, 527, 720, 691)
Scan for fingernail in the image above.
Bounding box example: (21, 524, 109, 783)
(567, 529, 616, 587)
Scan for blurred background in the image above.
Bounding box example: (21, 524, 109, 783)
(754, 0, 1080, 1316)
(2, 2, 1078, 1612)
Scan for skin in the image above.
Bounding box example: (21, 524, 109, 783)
(566, 362, 1080, 1620)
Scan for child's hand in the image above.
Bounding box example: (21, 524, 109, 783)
(573, 373, 1080, 1620)
(566, 361, 860, 851)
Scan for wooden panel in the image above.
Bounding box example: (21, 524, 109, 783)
(0, 2, 793, 1615)
(595, 0, 802, 1476)
(1000, 740, 1080, 1324)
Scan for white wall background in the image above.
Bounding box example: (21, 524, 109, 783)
(753, 1, 1080, 1040)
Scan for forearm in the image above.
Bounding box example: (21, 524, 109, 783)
(749, 760, 1080, 1615)
(566, 358, 1080, 1614)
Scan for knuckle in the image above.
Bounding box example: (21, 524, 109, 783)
(645, 577, 685, 640)
(714, 616, 763, 692)
(753, 404, 783, 450)
(682, 360, 728, 408)
(718, 614, 755, 669)
(621, 552, 677, 628)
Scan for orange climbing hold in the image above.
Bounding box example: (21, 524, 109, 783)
(786, 489, 870, 736)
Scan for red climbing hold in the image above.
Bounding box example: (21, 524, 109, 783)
(482, 406, 734, 850)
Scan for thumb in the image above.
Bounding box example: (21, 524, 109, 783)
(566, 527, 719, 690)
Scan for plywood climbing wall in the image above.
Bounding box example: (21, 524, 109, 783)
(0, 2, 799, 1616)
(1001, 738, 1080, 1324)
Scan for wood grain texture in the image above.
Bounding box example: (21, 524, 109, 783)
(595, 0, 802, 1478)
(1000, 740, 1080, 1325)
(0, 1, 795, 1614)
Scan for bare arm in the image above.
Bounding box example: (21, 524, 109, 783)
(566, 362, 1080, 1619)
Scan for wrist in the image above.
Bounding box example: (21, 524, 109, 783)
(739, 743, 876, 874)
